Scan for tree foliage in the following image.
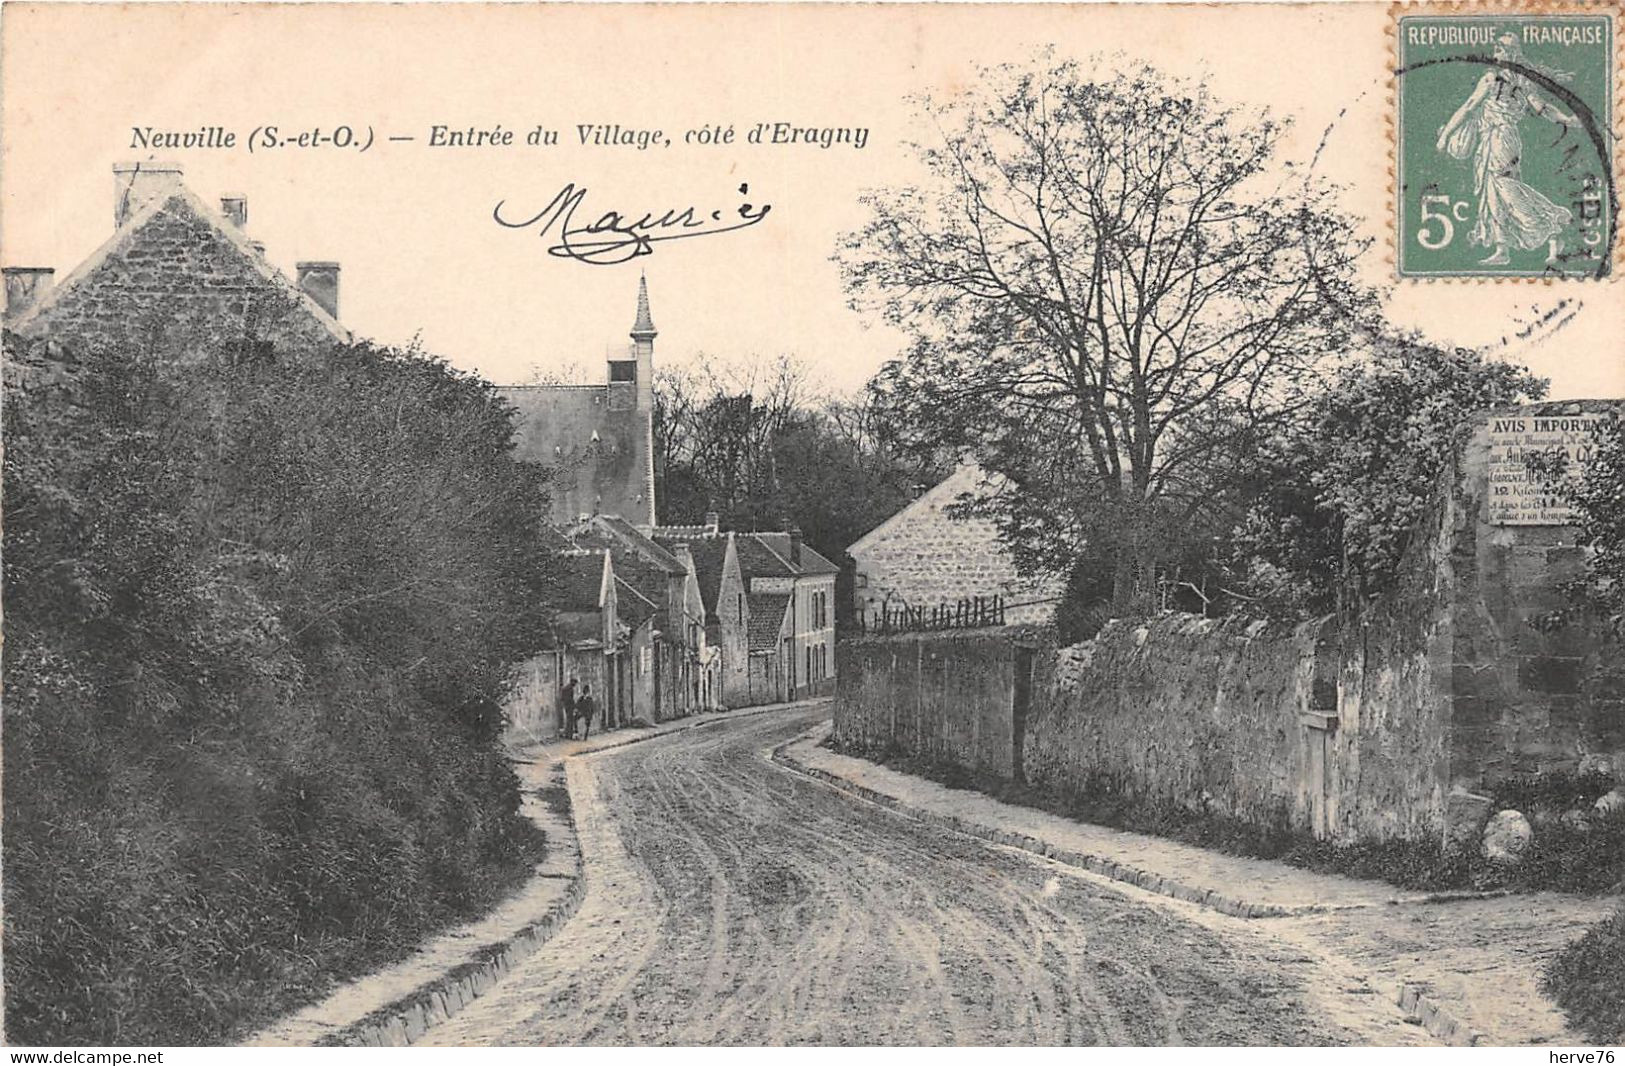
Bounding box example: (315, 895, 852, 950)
(3, 329, 558, 1043)
(839, 56, 1373, 610)
(1234, 342, 1547, 615)
(654, 354, 947, 617)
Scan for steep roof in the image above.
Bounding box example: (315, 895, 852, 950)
(747, 593, 792, 651)
(736, 532, 839, 579)
(651, 532, 728, 616)
(754, 533, 840, 577)
(737, 534, 795, 579)
(573, 514, 686, 574)
(9, 181, 350, 349)
(553, 550, 610, 612)
(614, 576, 658, 629)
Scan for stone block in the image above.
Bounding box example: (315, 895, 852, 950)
(1480, 809, 1533, 865)
(1518, 656, 1583, 695)
(1444, 789, 1494, 852)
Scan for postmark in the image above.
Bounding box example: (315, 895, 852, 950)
(1394, 5, 1619, 279)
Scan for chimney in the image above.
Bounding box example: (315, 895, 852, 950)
(671, 542, 694, 572)
(295, 261, 340, 319)
(219, 194, 248, 229)
(703, 509, 720, 535)
(788, 526, 803, 567)
(113, 161, 184, 229)
(3, 267, 54, 319)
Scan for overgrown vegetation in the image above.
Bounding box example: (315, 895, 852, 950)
(828, 737, 1625, 896)
(3, 330, 558, 1044)
(1545, 905, 1625, 1044)
(1234, 342, 1546, 616)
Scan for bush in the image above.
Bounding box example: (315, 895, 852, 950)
(1545, 905, 1625, 1044)
(3, 332, 556, 1044)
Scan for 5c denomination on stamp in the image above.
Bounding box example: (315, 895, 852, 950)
(1395, 5, 1618, 279)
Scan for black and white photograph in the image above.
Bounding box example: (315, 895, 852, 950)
(1, 0, 1622, 1051)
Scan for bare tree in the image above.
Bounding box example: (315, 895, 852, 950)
(839, 56, 1373, 611)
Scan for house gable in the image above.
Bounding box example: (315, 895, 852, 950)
(10, 184, 349, 352)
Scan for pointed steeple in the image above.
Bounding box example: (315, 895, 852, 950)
(630, 272, 657, 341)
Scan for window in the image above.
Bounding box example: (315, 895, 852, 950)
(738, 592, 744, 624)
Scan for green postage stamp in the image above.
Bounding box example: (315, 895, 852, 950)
(1396, 6, 1618, 279)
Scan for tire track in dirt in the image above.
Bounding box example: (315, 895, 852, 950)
(422, 706, 1384, 1046)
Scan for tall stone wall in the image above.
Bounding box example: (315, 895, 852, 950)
(1447, 402, 1625, 789)
(833, 631, 1021, 781)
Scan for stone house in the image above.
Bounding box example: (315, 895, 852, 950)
(847, 462, 1065, 628)
(4, 161, 349, 355)
(747, 592, 795, 703)
(571, 514, 713, 720)
(500, 277, 658, 526)
(738, 529, 840, 700)
(503, 548, 657, 744)
(652, 513, 753, 708)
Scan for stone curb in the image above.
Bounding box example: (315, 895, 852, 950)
(270, 700, 828, 1047)
(770, 727, 1494, 921)
(1398, 983, 1486, 1046)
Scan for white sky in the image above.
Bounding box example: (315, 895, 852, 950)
(2, 2, 1620, 399)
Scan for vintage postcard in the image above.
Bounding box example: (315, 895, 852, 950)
(3, 0, 1624, 1052)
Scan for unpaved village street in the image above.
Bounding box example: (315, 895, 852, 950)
(422, 705, 1424, 1046)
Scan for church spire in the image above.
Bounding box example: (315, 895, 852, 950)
(630, 272, 657, 341)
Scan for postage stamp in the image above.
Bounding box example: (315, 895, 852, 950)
(1395, 6, 1618, 279)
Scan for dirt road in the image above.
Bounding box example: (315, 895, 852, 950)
(421, 704, 1422, 1046)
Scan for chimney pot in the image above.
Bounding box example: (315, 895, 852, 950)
(112, 161, 184, 229)
(3, 267, 55, 319)
(295, 261, 340, 320)
(219, 194, 248, 229)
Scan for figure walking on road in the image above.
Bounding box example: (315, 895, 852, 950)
(575, 684, 597, 741)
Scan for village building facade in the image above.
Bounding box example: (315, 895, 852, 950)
(652, 515, 754, 708)
(571, 514, 715, 721)
(847, 462, 1065, 628)
(736, 529, 839, 701)
(4, 161, 349, 355)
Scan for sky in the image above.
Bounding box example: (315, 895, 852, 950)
(2, 2, 1620, 400)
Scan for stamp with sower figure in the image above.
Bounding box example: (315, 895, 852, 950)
(1395, 6, 1617, 279)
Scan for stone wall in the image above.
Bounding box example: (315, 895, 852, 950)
(1446, 402, 1625, 789)
(833, 631, 1023, 780)
(833, 402, 1625, 845)
(1024, 617, 1322, 829)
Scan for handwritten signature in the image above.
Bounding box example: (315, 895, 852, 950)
(492, 182, 771, 265)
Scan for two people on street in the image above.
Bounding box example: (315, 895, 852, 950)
(560, 677, 597, 741)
